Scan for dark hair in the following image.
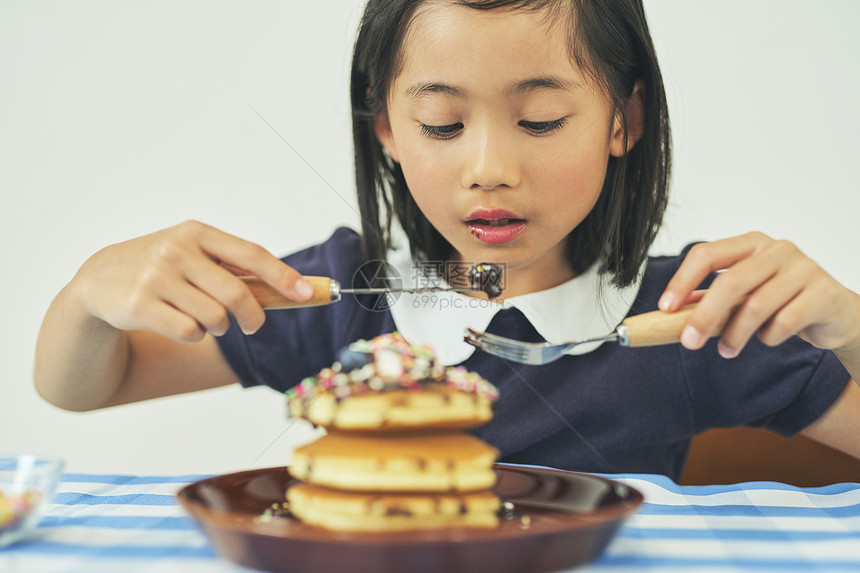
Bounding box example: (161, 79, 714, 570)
(351, 0, 671, 288)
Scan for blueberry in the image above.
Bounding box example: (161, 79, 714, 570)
(336, 347, 372, 371)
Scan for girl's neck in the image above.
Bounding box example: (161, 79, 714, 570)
(497, 266, 576, 299)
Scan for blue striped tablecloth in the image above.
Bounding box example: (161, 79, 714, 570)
(1, 471, 858, 572)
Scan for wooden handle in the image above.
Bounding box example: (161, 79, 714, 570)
(622, 303, 733, 347)
(239, 276, 336, 309)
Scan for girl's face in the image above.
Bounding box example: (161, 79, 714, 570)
(377, 2, 634, 296)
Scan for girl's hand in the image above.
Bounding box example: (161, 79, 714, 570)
(71, 220, 313, 342)
(658, 232, 860, 359)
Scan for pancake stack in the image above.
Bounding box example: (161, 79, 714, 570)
(284, 332, 501, 532)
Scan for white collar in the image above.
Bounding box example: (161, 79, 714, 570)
(384, 237, 643, 366)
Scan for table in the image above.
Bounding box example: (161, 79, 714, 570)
(2, 471, 859, 573)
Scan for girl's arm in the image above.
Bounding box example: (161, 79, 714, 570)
(658, 231, 860, 458)
(34, 220, 313, 411)
(800, 380, 860, 458)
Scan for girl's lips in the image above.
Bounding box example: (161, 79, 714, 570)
(465, 209, 527, 244)
(467, 220, 527, 244)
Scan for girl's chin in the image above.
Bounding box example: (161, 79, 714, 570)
(452, 247, 541, 276)
(452, 236, 530, 264)
(450, 244, 515, 267)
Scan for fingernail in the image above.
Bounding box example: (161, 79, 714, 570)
(680, 325, 706, 349)
(295, 278, 314, 299)
(241, 325, 257, 336)
(718, 340, 738, 359)
(658, 292, 676, 311)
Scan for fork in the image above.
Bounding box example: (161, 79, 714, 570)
(464, 303, 728, 364)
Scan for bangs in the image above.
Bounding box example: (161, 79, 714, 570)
(452, 0, 612, 98)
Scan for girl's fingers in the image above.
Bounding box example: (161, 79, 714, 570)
(675, 241, 784, 351)
(667, 234, 849, 357)
(132, 296, 208, 343)
(756, 289, 819, 349)
(659, 232, 770, 312)
(82, 221, 316, 342)
(180, 256, 266, 335)
(685, 290, 708, 305)
(151, 221, 314, 336)
(160, 280, 234, 337)
(191, 222, 314, 302)
(715, 269, 805, 358)
(123, 261, 231, 340)
(765, 277, 860, 352)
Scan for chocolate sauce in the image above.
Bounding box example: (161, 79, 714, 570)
(469, 263, 504, 299)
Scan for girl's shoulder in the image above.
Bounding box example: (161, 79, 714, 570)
(282, 226, 363, 262)
(645, 242, 701, 274)
(281, 226, 366, 279)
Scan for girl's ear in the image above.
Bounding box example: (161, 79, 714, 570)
(609, 79, 645, 157)
(374, 114, 401, 163)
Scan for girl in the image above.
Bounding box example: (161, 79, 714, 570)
(34, 0, 860, 482)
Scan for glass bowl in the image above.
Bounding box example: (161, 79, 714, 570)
(0, 455, 64, 547)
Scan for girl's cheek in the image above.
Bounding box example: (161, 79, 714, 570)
(541, 149, 610, 208)
(402, 140, 459, 180)
(399, 150, 447, 203)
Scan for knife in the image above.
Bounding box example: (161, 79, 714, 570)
(240, 263, 504, 309)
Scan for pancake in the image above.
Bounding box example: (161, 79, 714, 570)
(286, 332, 498, 431)
(290, 430, 499, 492)
(286, 482, 500, 531)
(283, 332, 503, 533)
(291, 381, 494, 431)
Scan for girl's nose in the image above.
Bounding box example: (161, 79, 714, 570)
(460, 130, 520, 191)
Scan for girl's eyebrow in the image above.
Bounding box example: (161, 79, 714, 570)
(404, 76, 581, 100)
(507, 76, 582, 96)
(405, 82, 465, 99)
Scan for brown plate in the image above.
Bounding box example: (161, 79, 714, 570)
(177, 463, 642, 573)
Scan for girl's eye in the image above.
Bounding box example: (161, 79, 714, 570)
(419, 122, 463, 140)
(519, 117, 568, 135)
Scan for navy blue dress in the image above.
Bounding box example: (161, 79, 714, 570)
(217, 228, 850, 481)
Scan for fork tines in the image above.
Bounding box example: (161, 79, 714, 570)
(464, 329, 532, 362)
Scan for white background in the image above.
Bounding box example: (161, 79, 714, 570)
(1, 1, 858, 474)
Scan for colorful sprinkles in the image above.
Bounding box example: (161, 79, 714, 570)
(0, 489, 42, 533)
(256, 501, 292, 523)
(285, 332, 499, 408)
